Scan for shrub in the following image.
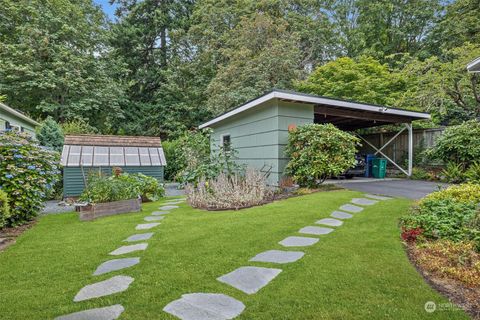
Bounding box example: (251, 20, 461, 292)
(422, 183, 480, 204)
(410, 167, 430, 180)
(465, 162, 480, 184)
(401, 227, 424, 242)
(61, 119, 98, 135)
(428, 120, 480, 169)
(0, 131, 60, 226)
(186, 168, 272, 210)
(0, 189, 10, 229)
(117, 173, 165, 202)
(440, 162, 465, 183)
(162, 140, 184, 181)
(36, 116, 64, 152)
(176, 129, 211, 180)
(285, 123, 360, 187)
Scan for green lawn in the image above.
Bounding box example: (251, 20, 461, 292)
(0, 190, 469, 319)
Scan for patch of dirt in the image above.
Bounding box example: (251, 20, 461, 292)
(405, 243, 480, 319)
(0, 220, 37, 252)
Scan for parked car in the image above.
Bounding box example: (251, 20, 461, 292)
(340, 154, 366, 179)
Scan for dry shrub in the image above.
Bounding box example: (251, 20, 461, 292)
(186, 168, 272, 210)
(412, 240, 480, 287)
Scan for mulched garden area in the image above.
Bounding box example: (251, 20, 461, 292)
(0, 220, 37, 252)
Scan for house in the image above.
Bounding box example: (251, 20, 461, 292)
(61, 134, 167, 197)
(467, 57, 480, 72)
(0, 102, 39, 136)
(199, 89, 430, 185)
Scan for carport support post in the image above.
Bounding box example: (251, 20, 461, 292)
(406, 123, 413, 177)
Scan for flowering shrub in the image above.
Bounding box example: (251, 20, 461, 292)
(285, 124, 360, 187)
(0, 189, 10, 229)
(186, 168, 272, 210)
(0, 131, 60, 226)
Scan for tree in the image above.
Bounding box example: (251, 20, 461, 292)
(36, 117, 64, 152)
(0, 0, 127, 132)
(296, 56, 407, 107)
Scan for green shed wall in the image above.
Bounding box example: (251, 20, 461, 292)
(63, 166, 164, 197)
(210, 99, 313, 185)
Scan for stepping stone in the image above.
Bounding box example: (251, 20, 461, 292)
(339, 204, 364, 213)
(249, 250, 304, 264)
(159, 205, 179, 210)
(298, 226, 334, 235)
(109, 243, 148, 256)
(93, 258, 140, 276)
(123, 233, 154, 242)
(73, 276, 134, 302)
(331, 211, 353, 219)
(164, 201, 183, 205)
(351, 198, 378, 206)
(151, 211, 170, 216)
(55, 304, 124, 320)
(144, 215, 164, 222)
(163, 293, 245, 320)
(278, 236, 319, 247)
(365, 194, 392, 200)
(217, 266, 282, 295)
(316, 218, 343, 227)
(136, 223, 161, 230)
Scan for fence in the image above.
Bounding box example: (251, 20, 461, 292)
(358, 127, 445, 168)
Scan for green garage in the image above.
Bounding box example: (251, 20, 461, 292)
(199, 89, 430, 185)
(60, 135, 166, 197)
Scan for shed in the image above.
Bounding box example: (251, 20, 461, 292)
(0, 102, 39, 136)
(199, 89, 430, 185)
(61, 135, 166, 197)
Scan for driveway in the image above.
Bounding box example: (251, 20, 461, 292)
(337, 179, 448, 200)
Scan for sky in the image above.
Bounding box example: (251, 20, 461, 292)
(93, 0, 118, 21)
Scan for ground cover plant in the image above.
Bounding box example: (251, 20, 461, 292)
(0, 190, 10, 229)
(0, 191, 468, 319)
(0, 131, 60, 227)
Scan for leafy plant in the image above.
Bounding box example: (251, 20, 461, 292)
(117, 173, 165, 202)
(422, 183, 480, 204)
(0, 131, 60, 226)
(79, 173, 138, 204)
(0, 189, 10, 229)
(401, 227, 424, 242)
(285, 123, 360, 187)
(410, 167, 430, 181)
(61, 119, 98, 135)
(36, 117, 64, 152)
(465, 162, 480, 183)
(440, 162, 466, 183)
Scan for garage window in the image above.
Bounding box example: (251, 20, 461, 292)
(222, 134, 231, 151)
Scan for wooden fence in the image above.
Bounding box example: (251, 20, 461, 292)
(357, 127, 445, 167)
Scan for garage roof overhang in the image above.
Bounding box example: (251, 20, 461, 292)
(199, 90, 430, 130)
(467, 57, 480, 73)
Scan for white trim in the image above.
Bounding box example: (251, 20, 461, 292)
(0, 102, 40, 126)
(199, 90, 430, 128)
(467, 57, 480, 73)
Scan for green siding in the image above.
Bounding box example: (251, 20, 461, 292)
(0, 110, 36, 136)
(63, 166, 164, 197)
(210, 99, 314, 185)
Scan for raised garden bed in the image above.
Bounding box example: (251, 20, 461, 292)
(76, 198, 141, 221)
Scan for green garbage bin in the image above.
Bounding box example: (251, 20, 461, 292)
(372, 158, 387, 178)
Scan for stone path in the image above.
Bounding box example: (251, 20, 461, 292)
(351, 198, 378, 206)
(57, 197, 185, 319)
(93, 258, 140, 276)
(278, 236, 319, 247)
(55, 304, 125, 320)
(160, 205, 179, 210)
(330, 211, 353, 219)
(73, 276, 134, 302)
(315, 218, 343, 227)
(339, 204, 364, 213)
(299, 226, 334, 235)
(217, 266, 282, 294)
(163, 293, 245, 320)
(109, 243, 148, 256)
(249, 250, 304, 264)
(365, 194, 392, 200)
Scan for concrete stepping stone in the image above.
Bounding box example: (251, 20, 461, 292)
(331, 211, 353, 219)
(217, 266, 282, 295)
(365, 194, 392, 200)
(159, 205, 179, 210)
(316, 218, 343, 227)
(136, 223, 161, 230)
(73, 276, 134, 302)
(163, 293, 245, 320)
(55, 304, 124, 320)
(278, 236, 319, 247)
(351, 198, 378, 206)
(123, 233, 154, 242)
(109, 243, 148, 256)
(93, 258, 140, 276)
(298, 226, 334, 235)
(151, 211, 170, 216)
(339, 204, 364, 213)
(249, 250, 304, 264)
(144, 215, 164, 222)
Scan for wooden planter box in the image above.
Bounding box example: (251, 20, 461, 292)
(76, 198, 141, 221)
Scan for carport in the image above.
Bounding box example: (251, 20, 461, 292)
(200, 90, 430, 184)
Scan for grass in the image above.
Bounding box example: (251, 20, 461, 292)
(0, 190, 470, 319)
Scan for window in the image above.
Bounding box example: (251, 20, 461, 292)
(222, 134, 231, 151)
(5, 121, 11, 130)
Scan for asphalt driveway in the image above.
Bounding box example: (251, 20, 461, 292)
(338, 179, 448, 200)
